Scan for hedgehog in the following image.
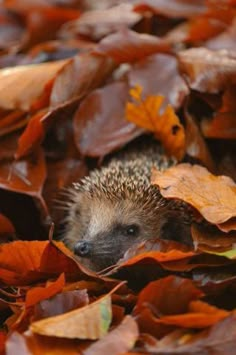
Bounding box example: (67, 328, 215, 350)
(63, 143, 192, 271)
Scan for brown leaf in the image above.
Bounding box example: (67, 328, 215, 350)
(201, 86, 236, 139)
(184, 108, 215, 172)
(178, 48, 236, 93)
(6, 330, 88, 355)
(134, 276, 203, 316)
(15, 51, 115, 158)
(142, 314, 236, 354)
(30, 283, 123, 339)
(59, 4, 141, 41)
(50, 52, 115, 108)
(83, 315, 139, 355)
(126, 85, 186, 160)
(0, 147, 46, 197)
(134, 0, 206, 19)
(34, 289, 89, 320)
(0, 8, 24, 51)
(96, 29, 171, 64)
(128, 53, 189, 110)
(74, 81, 142, 157)
(152, 163, 236, 230)
(0, 213, 15, 235)
(191, 224, 236, 253)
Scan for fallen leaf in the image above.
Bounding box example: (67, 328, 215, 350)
(83, 315, 139, 355)
(134, 276, 203, 316)
(184, 107, 215, 172)
(0, 241, 79, 285)
(206, 17, 236, 51)
(74, 81, 142, 157)
(201, 85, 236, 139)
(25, 273, 65, 308)
(30, 283, 123, 339)
(142, 314, 236, 354)
(96, 29, 171, 64)
(128, 53, 189, 110)
(59, 4, 141, 41)
(0, 8, 25, 51)
(126, 85, 186, 160)
(0, 60, 68, 111)
(191, 223, 236, 253)
(34, 289, 89, 320)
(158, 300, 229, 328)
(178, 48, 236, 93)
(0, 213, 15, 235)
(6, 330, 87, 355)
(187, 5, 235, 42)
(134, 0, 206, 18)
(152, 163, 236, 230)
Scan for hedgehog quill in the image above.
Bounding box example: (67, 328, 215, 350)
(63, 144, 192, 271)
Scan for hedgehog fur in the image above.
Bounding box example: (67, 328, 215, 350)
(63, 145, 191, 271)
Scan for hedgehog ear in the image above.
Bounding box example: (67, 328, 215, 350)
(160, 214, 192, 245)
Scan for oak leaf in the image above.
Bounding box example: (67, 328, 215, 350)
(126, 85, 186, 160)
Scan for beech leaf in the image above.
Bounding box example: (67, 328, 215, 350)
(83, 316, 139, 355)
(152, 163, 236, 230)
(30, 283, 123, 339)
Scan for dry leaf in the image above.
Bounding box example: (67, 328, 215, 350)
(74, 81, 142, 157)
(0, 60, 69, 111)
(126, 85, 186, 160)
(178, 48, 236, 93)
(83, 316, 138, 355)
(30, 283, 123, 339)
(0, 241, 79, 285)
(96, 29, 170, 64)
(152, 163, 236, 231)
(25, 273, 65, 308)
(128, 53, 189, 110)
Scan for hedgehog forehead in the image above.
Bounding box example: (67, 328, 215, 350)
(81, 194, 144, 238)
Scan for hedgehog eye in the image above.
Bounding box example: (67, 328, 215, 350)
(125, 224, 140, 237)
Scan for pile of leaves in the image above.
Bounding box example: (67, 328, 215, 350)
(0, 0, 236, 353)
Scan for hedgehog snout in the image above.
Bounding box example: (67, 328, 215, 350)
(74, 241, 91, 257)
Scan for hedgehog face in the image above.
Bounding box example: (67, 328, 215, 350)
(64, 189, 167, 271)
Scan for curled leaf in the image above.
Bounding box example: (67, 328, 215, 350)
(152, 163, 236, 231)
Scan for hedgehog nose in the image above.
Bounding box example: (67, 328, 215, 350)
(74, 241, 91, 257)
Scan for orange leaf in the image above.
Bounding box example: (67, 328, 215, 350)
(152, 163, 236, 231)
(126, 85, 185, 160)
(159, 300, 229, 328)
(0, 241, 79, 285)
(25, 273, 65, 308)
(0, 60, 68, 111)
(119, 250, 195, 267)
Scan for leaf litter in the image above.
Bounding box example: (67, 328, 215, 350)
(0, 1, 235, 354)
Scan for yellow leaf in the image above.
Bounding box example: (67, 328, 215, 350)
(126, 85, 186, 160)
